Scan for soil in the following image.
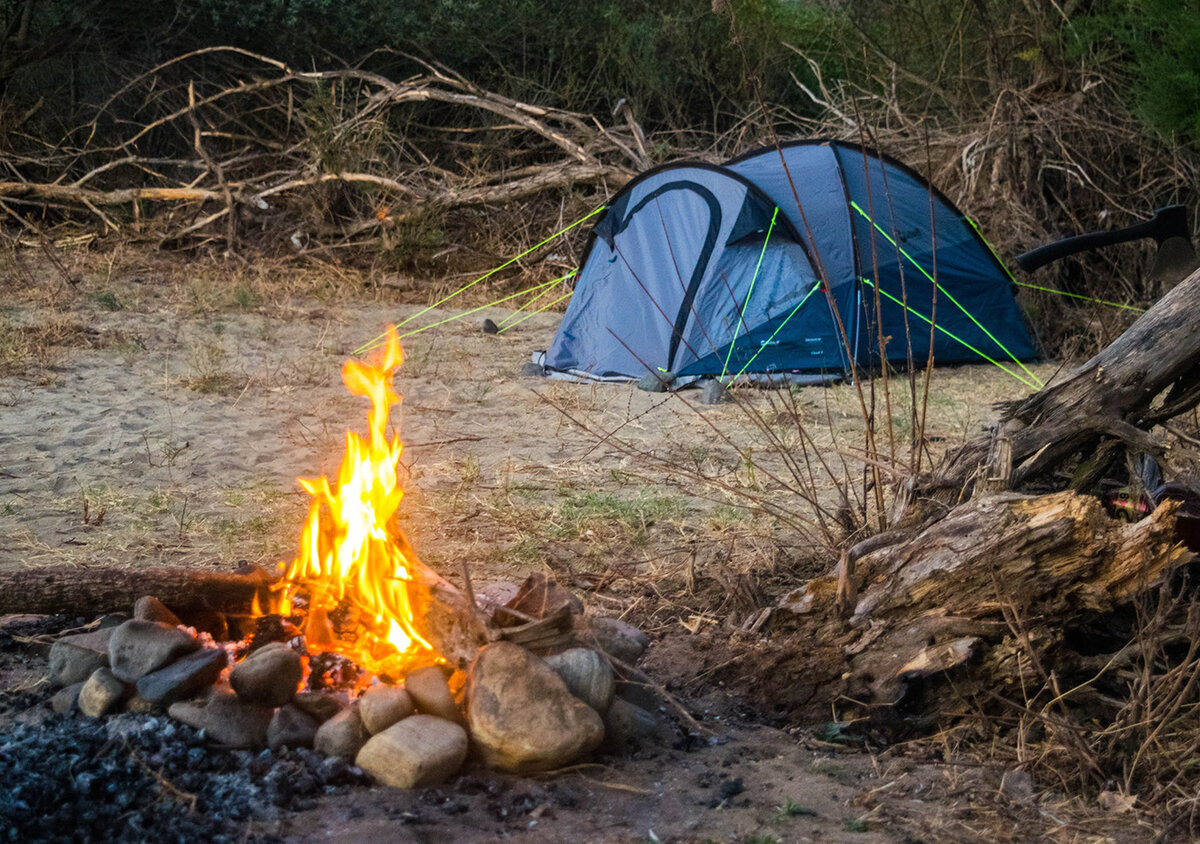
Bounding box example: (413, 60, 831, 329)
(0, 251, 1140, 842)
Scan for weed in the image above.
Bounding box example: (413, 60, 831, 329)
(232, 284, 259, 310)
(842, 818, 870, 833)
(774, 798, 817, 820)
(95, 290, 122, 311)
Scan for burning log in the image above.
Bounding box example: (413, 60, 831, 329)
(0, 565, 273, 618)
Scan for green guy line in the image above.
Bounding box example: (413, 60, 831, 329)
(1013, 280, 1146, 313)
(862, 279, 1039, 390)
(498, 268, 577, 327)
(388, 274, 570, 342)
(966, 217, 1018, 285)
(721, 207, 779, 380)
(724, 281, 821, 387)
(969, 217, 1144, 312)
(850, 201, 1042, 388)
(354, 205, 605, 355)
(497, 290, 575, 333)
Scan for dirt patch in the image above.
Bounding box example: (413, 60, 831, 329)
(0, 251, 1132, 841)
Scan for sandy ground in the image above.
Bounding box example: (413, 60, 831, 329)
(0, 252, 1111, 842)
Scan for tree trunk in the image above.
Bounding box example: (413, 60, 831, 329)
(930, 266, 1200, 501)
(754, 491, 1192, 721)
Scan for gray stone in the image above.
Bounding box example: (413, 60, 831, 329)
(230, 642, 302, 707)
(602, 698, 659, 751)
(356, 714, 468, 788)
(637, 371, 674, 393)
(136, 647, 228, 705)
(518, 362, 544, 377)
(132, 596, 182, 627)
(404, 666, 461, 724)
(168, 685, 273, 748)
(51, 682, 84, 714)
(79, 667, 128, 717)
(613, 663, 660, 713)
(313, 706, 368, 761)
(108, 619, 199, 683)
(481, 318, 499, 334)
(49, 627, 115, 686)
(699, 378, 728, 405)
(293, 690, 347, 723)
(543, 648, 615, 714)
(268, 704, 320, 751)
(466, 641, 604, 773)
(360, 685, 415, 735)
(579, 616, 650, 665)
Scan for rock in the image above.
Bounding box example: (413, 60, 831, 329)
(79, 668, 128, 718)
(51, 682, 84, 714)
(268, 705, 320, 751)
(230, 641, 302, 706)
(108, 619, 199, 683)
(49, 628, 115, 686)
(578, 616, 649, 665)
(636, 371, 674, 393)
(359, 685, 415, 735)
(494, 573, 584, 627)
(168, 685, 273, 748)
(698, 378, 728, 405)
(543, 648, 615, 714)
(466, 641, 604, 773)
(293, 690, 347, 723)
(612, 663, 660, 713)
(124, 695, 156, 713)
(602, 698, 659, 751)
(404, 666, 461, 724)
(135, 647, 228, 705)
(313, 706, 368, 761)
(132, 596, 182, 627)
(1001, 769, 1035, 802)
(475, 581, 521, 617)
(481, 318, 499, 334)
(356, 714, 468, 788)
(518, 362, 544, 377)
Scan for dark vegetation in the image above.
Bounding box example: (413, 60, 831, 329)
(1, 0, 1198, 357)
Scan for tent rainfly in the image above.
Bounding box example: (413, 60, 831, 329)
(532, 140, 1037, 386)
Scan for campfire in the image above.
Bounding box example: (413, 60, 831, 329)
(38, 327, 659, 793)
(273, 325, 438, 679)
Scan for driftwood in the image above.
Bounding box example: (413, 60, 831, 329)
(0, 559, 495, 669)
(753, 268, 1200, 722)
(771, 491, 1191, 718)
(930, 265, 1200, 502)
(0, 47, 637, 251)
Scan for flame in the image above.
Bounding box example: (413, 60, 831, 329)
(277, 325, 436, 675)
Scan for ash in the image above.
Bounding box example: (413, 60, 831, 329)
(0, 712, 367, 843)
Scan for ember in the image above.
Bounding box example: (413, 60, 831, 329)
(274, 326, 438, 677)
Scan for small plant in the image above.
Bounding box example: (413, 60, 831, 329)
(843, 818, 870, 833)
(94, 291, 122, 311)
(774, 798, 817, 820)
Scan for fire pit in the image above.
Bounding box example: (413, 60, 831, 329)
(29, 326, 661, 811)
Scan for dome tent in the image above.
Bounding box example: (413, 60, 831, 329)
(533, 140, 1037, 386)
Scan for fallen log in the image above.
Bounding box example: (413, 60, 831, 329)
(931, 265, 1200, 501)
(0, 559, 495, 669)
(752, 490, 1192, 721)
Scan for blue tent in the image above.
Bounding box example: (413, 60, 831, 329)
(536, 140, 1036, 385)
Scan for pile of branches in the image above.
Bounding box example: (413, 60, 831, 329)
(0, 48, 644, 257)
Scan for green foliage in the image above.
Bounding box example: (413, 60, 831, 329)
(1069, 0, 1200, 142)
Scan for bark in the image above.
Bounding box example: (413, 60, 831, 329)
(931, 266, 1200, 501)
(767, 490, 1193, 720)
(0, 559, 495, 669)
